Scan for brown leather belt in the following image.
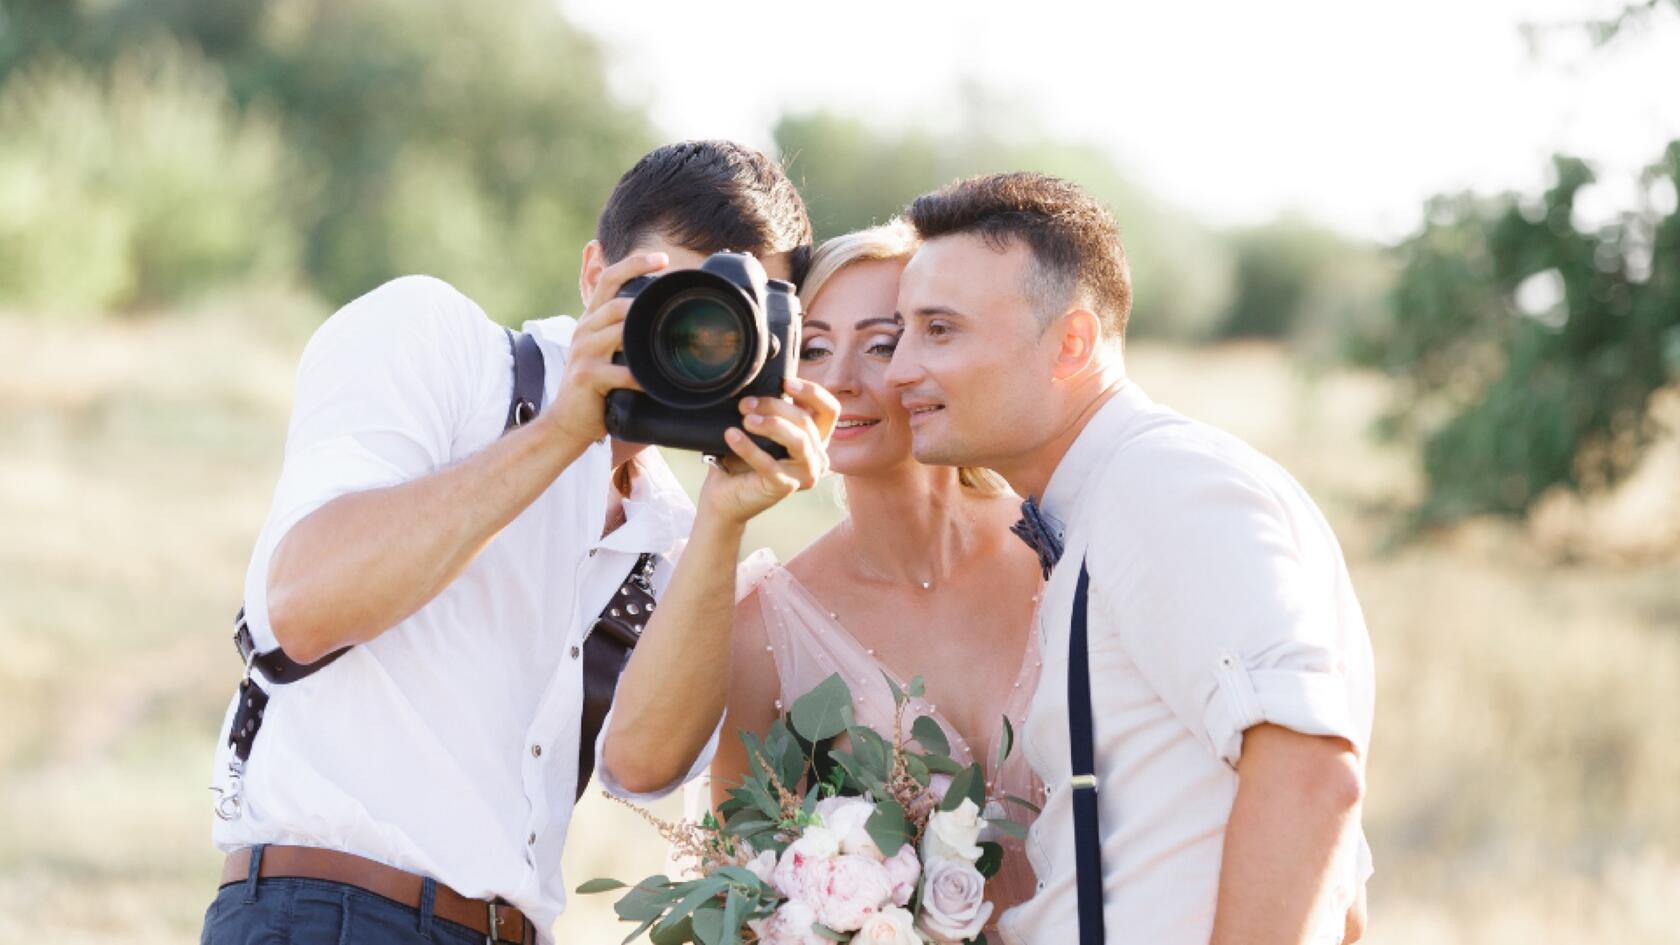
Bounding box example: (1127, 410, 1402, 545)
(221, 845, 535, 944)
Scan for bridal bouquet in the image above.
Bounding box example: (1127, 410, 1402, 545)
(580, 673, 1030, 945)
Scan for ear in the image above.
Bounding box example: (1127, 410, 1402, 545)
(578, 239, 607, 306)
(1050, 307, 1102, 380)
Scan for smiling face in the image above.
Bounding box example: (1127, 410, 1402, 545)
(798, 257, 916, 477)
(886, 234, 1065, 470)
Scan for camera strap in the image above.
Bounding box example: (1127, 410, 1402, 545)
(496, 327, 662, 800)
(215, 327, 657, 820)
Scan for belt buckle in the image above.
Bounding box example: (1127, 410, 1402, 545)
(485, 901, 498, 945)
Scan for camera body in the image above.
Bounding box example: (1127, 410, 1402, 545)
(604, 252, 801, 458)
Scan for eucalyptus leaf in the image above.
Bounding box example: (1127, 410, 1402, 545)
(999, 716, 1014, 765)
(847, 725, 891, 781)
(911, 715, 950, 756)
(907, 675, 926, 699)
(1003, 793, 1043, 815)
(574, 877, 626, 895)
(940, 763, 986, 812)
(922, 753, 965, 776)
(904, 753, 931, 786)
(986, 817, 1028, 841)
(721, 887, 747, 945)
(790, 673, 854, 742)
(865, 798, 910, 857)
(692, 904, 725, 945)
(975, 841, 1005, 879)
(649, 914, 694, 945)
(883, 670, 906, 706)
(812, 923, 850, 941)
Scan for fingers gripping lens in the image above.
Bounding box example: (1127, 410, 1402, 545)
(654, 292, 748, 390)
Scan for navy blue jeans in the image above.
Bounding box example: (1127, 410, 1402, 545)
(200, 845, 486, 945)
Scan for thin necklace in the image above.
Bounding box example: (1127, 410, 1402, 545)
(843, 517, 940, 590)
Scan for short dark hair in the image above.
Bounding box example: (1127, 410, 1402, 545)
(597, 140, 814, 285)
(906, 172, 1132, 338)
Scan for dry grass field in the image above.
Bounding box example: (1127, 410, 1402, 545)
(1, 295, 1676, 944)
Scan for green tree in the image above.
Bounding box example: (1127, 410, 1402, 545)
(1353, 150, 1680, 524)
(0, 0, 653, 319)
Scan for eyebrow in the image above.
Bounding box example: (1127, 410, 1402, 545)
(803, 315, 904, 333)
(907, 305, 968, 319)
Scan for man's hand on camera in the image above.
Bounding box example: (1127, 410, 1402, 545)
(543, 252, 668, 447)
(699, 377, 839, 525)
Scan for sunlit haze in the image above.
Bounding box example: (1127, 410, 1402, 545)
(563, 0, 1680, 240)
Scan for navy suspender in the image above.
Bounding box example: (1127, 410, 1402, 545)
(1070, 560, 1106, 944)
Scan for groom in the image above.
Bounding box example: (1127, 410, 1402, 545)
(888, 173, 1374, 944)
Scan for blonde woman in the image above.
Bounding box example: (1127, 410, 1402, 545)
(709, 221, 1047, 930)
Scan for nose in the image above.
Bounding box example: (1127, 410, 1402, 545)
(884, 332, 922, 392)
(825, 348, 862, 399)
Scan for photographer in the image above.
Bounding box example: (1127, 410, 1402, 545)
(201, 141, 835, 945)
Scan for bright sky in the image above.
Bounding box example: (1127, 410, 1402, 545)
(561, 0, 1680, 241)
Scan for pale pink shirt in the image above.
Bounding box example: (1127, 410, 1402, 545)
(998, 383, 1374, 945)
(736, 550, 1046, 933)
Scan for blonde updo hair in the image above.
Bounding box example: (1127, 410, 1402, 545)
(799, 220, 1011, 498)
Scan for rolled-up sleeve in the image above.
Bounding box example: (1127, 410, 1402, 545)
(594, 708, 724, 802)
(1090, 431, 1369, 767)
(241, 275, 494, 652)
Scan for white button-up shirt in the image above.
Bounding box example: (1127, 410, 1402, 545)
(999, 383, 1374, 945)
(208, 275, 714, 941)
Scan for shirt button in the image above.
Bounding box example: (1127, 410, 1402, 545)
(531, 744, 542, 758)
(588, 548, 598, 557)
(528, 832, 537, 845)
(570, 645, 580, 659)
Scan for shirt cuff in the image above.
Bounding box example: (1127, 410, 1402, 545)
(1205, 647, 1363, 766)
(593, 708, 725, 802)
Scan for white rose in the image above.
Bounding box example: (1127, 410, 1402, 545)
(915, 857, 993, 943)
(774, 827, 841, 903)
(921, 797, 984, 865)
(816, 796, 884, 859)
(850, 905, 920, 945)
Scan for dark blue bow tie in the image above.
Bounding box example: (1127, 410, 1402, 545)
(1011, 497, 1064, 579)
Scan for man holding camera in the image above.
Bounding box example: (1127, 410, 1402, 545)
(200, 140, 836, 945)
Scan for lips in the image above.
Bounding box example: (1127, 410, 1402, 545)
(833, 415, 881, 440)
(902, 400, 945, 424)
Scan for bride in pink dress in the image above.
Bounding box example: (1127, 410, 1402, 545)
(705, 220, 1047, 934)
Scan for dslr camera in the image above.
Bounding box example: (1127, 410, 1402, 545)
(604, 252, 802, 458)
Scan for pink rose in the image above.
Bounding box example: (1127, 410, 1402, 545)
(751, 900, 830, 945)
(881, 844, 921, 907)
(916, 857, 993, 943)
(815, 796, 884, 859)
(773, 827, 840, 902)
(850, 905, 920, 944)
(808, 853, 896, 932)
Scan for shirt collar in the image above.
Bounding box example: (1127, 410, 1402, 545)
(1037, 382, 1155, 538)
(594, 446, 695, 557)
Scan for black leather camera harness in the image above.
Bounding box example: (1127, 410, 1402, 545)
(227, 328, 654, 804)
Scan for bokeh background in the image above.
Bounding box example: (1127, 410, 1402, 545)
(1, 1, 1677, 942)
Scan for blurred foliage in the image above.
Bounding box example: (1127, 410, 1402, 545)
(0, 41, 296, 313)
(1215, 216, 1391, 347)
(774, 100, 1241, 340)
(1349, 148, 1680, 525)
(0, 0, 652, 319)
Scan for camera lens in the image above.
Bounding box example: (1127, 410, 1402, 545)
(654, 291, 748, 390)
